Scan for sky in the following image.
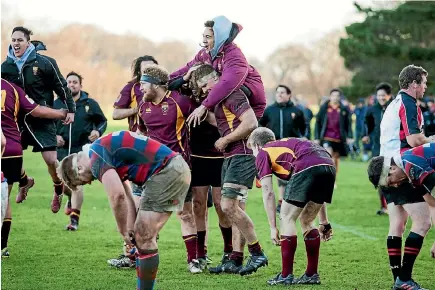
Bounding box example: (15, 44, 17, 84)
(2, 0, 368, 61)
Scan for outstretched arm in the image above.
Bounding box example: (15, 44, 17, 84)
(261, 176, 279, 245)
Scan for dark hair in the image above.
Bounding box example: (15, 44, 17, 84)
(192, 64, 216, 80)
(398, 65, 428, 89)
(367, 156, 385, 188)
(66, 71, 83, 85)
(12, 26, 32, 41)
(132, 56, 158, 81)
(329, 88, 342, 96)
(276, 85, 291, 95)
(204, 21, 214, 28)
(375, 82, 392, 95)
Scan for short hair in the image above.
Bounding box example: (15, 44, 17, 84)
(367, 156, 385, 188)
(66, 71, 84, 85)
(12, 26, 32, 41)
(375, 82, 392, 95)
(276, 85, 291, 95)
(142, 64, 169, 86)
(132, 55, 158, 81)
(191, 64, 216, 81)
(330, 88, 342, 96)
(204, 21, 214, 28)
(398, 65, 428, 89)
(247, 127, 276, 148)
(57, 154, 80, 191)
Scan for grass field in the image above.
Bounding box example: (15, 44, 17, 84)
(1, 125, 435, 290)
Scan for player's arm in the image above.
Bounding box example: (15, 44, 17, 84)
(122, 181, 138, 232)
(1, 129, 5, 157)
(400, 99, 430, 147)
(205, 111, 217, 127)
(169, 51, 203, 79)
(318, 203, 333, 241)
(223, 108, 258, 144)
(101, 169, 133, 242)
(112, 84, 137, 120)
(113, 107, 138, 120)
(261, 176, 280, 245)
(406, 133, 432, 147)
(30, 106, 67, 120)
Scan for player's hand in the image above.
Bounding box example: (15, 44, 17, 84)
(63, 113, 75, 125)
(88, 130, 100, 142)
(183, 65, 201, 81)
(123, 231, 135, 247)
(56, 135, 65, 147)
(313, 139, 320, 145)
(270, 227, 280, 246)
(215, 137, 229, 152)
(362, 136, 370, 144)
(430, 241, 435, 259)
(319, 223, 333, 242)
(187, 105, 207, 128)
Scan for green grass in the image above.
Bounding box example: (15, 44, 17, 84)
(2, 125, 434, 290)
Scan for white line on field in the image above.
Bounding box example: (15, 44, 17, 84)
(331, 222, 379, 241)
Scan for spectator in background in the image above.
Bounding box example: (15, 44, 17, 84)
(314, 88, 353, 187)
(363, 82, 393, 216)
(259, 85, 306, 213)
(354, 98, 369, 161)
(421, 97, 435, 137)
(294, 96, 314, 139)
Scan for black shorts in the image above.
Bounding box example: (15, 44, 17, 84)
(22, 118, 57, 152)
(381, 183, 426, 206)
(221, 155, 256, 189)
(191, 157, 224, 187)
(1, 157, 23, 185)
(322, 140, 348, 157)
(422, 172, 435, 195)
(277, 178, 288, 187)
(284, 165, 336, 206)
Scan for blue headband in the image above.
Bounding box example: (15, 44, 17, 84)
(140, 75, 167, 85)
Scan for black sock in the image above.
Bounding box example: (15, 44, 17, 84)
(1, 219, 12, 250)
(54, 181, 63, 196)
(387, 236, 402, 282)
(19, 172, 28, 187)
(400, 232, 424, 281)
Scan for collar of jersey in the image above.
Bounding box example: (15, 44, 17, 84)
(152, 91, 171, 105)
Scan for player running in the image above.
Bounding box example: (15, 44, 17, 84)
(57, 131, 191, 290)
(1, 78, 67, 257)
(248, 127, 334, 285)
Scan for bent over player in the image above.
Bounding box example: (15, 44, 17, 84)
(248, 127, 334, 285)
(57, 131, 191, 290)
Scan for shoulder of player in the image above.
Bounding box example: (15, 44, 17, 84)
(223, 89, 249, 105)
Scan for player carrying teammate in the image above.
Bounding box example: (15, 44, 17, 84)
(1, 78, 67, 257)
(248, 127, 334, 285)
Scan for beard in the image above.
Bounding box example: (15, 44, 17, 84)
(72, 90, 80, 97)
(144, 87, 158, 102)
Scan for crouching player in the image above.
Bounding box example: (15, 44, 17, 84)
(247, 127, 334, 285)
(367, 143, 435, 261)
(57, 131, 191, 290)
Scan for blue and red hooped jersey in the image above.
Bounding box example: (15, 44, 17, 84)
(402, 142, 435, 187)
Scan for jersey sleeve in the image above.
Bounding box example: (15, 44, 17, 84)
(256, 149, 273, 180)
(224, 91, 251, 119)
(399, 98, 421, 136)
(89, 145, 115, 182)
(403, 149, 435, 187)
(113, 83, 132, 109)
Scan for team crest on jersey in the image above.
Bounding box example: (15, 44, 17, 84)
(291, 113, 296, 119)
(161, 102, 169, 115)
(32, 66, 38, 75)
(145, 107, 152, 113)
(85, 105, 90, 113)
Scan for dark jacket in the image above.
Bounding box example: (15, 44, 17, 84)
(422, 107, 435, 137)
(296, 104, 314, 139)
(314, 101, 353, 142)
(259, 101, 306, 139)
(364, 101, 390, 157)
(54, 91, 106, 151)
(354, 106, 367, 134)
(1, 43, 75, 112)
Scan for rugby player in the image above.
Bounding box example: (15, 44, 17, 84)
(193, 64, 268, 276)
(1, 78, 67, 257)
(54, 71, 107, 231)
(248, 127, 334, 285)
(57, 131, 191, 290)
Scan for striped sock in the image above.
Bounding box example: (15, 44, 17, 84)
(387, 236, 402, 282)
(400, 232, 423, 281)
(136, 250, 159, 290)
(71, 209, 80, 224)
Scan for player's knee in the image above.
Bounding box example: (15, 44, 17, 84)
(177, 209, 195, 224)
(412, 217, 431, 236)
(193, 197, 205, 213)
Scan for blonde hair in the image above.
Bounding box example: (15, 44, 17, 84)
(142, 64, 169, 86)
(247, 127, 276, 148)
(56, 153, 80, 191)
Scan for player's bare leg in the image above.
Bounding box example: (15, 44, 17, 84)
(393, 202, 430, 289)
(296, 202, 324, 285)
(210, 186, 232, 264)
(176, 201, 200, 273)
(42, 151, 64, 213)
(134, 210, 172, 290)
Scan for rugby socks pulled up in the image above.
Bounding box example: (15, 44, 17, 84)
(219, 225, 233, 253)
(183, 234, 197, 263)
(247, 240, 263, 255)
(387, 236, 402, 281)
(229, 251, 244, 266)
(304, 229, 321, 276)
(197, 230, 206, 258)
(1, 219, 12, 250)
(400, 232, 424, 282)
(54, 181, 63, 196)
(136, 250, 159, 290)
(70, 209, 80, 224)
(19, 172, 28, 187)
(281, 235, 297, 278)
